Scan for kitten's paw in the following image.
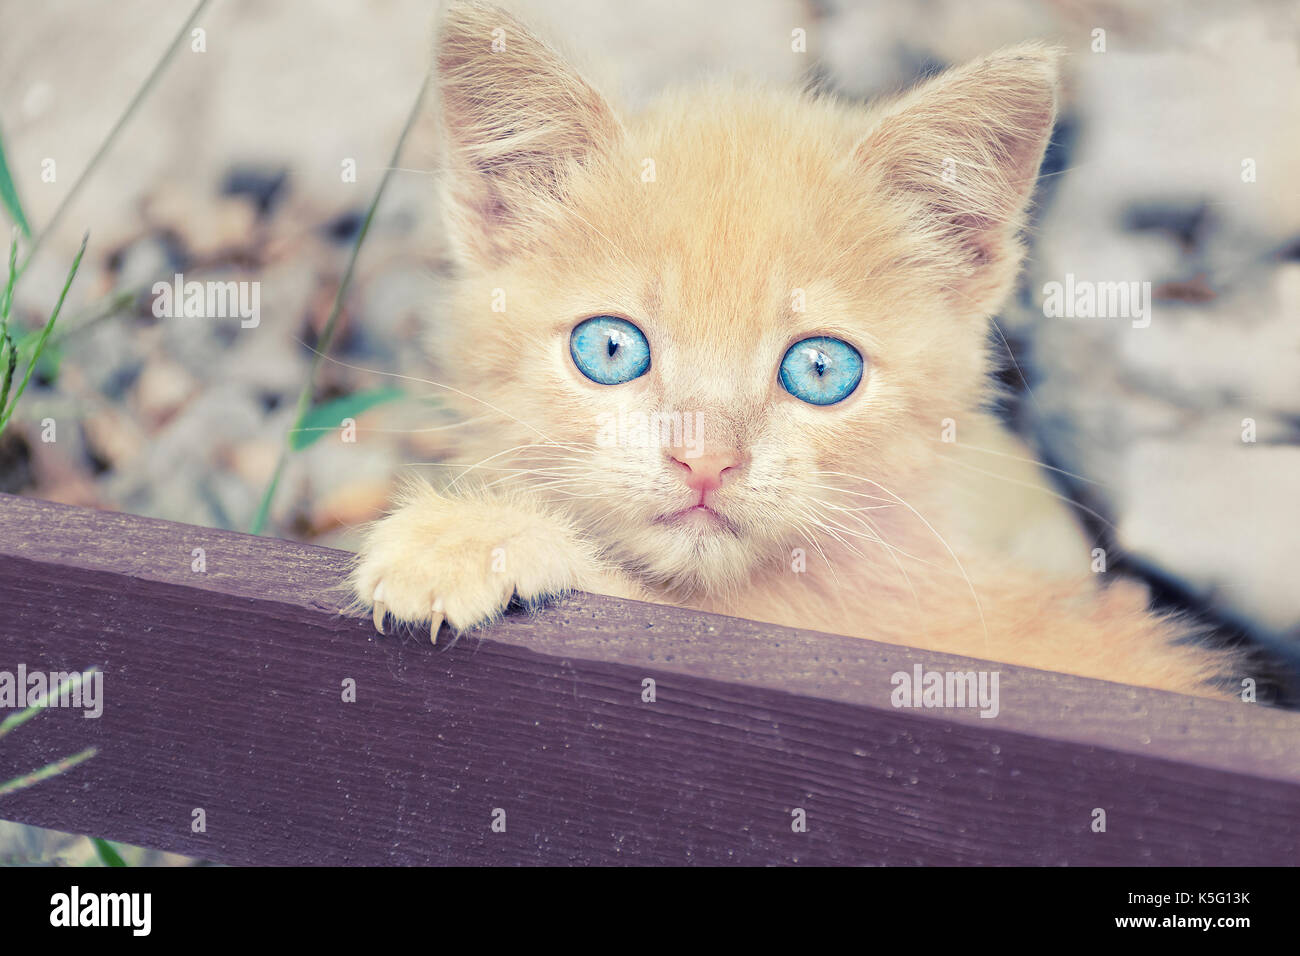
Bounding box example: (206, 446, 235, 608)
(351, 483, 595, 641)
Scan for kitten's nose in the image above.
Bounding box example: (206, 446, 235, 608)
(668, 448, 741, 494)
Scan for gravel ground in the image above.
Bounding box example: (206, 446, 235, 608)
(1, 0, 1296, 864)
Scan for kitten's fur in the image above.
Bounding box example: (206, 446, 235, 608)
(352, 1, 1236, 697)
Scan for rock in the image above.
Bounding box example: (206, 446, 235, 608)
(308, 477, 393, 536)
(132, 358, 198, 427)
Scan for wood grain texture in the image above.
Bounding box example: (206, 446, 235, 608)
(0, 492, 1297, 865)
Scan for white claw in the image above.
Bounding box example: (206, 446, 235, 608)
(372, 582, 387, 635)
(430, 598, 445, 645)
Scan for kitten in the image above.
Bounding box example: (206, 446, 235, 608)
(352, 1, 1237, 697)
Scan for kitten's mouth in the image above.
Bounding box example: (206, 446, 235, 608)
(654, 504, 739, 535)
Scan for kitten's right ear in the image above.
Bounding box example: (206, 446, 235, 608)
(435, 1, 620, 263)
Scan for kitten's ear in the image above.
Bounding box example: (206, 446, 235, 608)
(854, 45, 1059, 310)
(435, 1, 621, 263)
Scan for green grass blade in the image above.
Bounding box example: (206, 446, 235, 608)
(0, 667, 99, 740)
(249, 79, 429, 535)
(248, 465, 283, 537)
(289, 386, 405, 451)
(0, 330, 14, 419)
(14, 0, 211, 279)
(0, 126, 31, 238)
(2, 227, 16, 320)
(0, 232, 86, 433)
(91, 837, 128, 867)
(1, 233, 15, 412)
(12, 285, 136, 356)
(0, 747, 97, 798)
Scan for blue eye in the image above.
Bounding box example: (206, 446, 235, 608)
(778, 336, 863, 406)
(570, 316, 651, 385)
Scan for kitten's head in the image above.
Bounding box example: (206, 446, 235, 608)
(428, 1, 1057, 596)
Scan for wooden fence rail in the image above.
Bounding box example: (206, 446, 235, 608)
(0, 492, 1297, 865)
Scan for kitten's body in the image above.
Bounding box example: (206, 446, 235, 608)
(353, 3, 1237, 697)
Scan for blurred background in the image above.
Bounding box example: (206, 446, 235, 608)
(0, 0, 1297, 862)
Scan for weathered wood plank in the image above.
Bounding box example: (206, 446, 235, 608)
(0, 492, 1297, 864)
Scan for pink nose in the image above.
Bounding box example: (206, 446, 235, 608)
(668, 448, 741, 494)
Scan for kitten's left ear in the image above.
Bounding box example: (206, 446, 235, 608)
(854, 45, 1060, 311)
(435, 1, 622, 263)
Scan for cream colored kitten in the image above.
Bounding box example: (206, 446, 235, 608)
(352, 1, 1237, 697)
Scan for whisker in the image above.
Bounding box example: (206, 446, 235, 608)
(297, 346, 567, 446)
(819, 469, 989, 652)
(790, 515, 842, 588)
(801, 496, 922, 605)
(941, 455, 1116, 535)
(933, 437, 1107, 487)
